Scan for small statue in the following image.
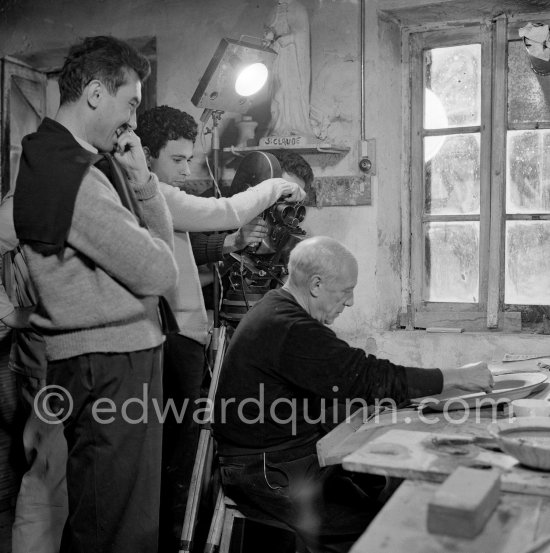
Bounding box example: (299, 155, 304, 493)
(263, 0, 317, 139)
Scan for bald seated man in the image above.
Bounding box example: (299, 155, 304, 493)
(213, 235, 493, 553)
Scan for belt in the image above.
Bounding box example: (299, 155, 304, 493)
(218, 436, 320, 463)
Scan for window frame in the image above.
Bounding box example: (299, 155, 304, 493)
(503, 18, 550, 330)
(404, 14, 550, 333)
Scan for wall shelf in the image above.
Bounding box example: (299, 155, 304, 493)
(222, 144, 350, 156)
(219, 143, 368, 208)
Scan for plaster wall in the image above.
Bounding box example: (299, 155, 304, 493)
(0, 0, 547, 369)
(0, 0, 393, 339)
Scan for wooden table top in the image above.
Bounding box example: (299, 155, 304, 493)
(317, 367, 550, 496)
(350, 480, 550, 553)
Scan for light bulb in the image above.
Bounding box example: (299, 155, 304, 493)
(235, 63, 268, 96)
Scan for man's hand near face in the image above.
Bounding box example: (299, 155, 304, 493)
(114, 128, 151, 185)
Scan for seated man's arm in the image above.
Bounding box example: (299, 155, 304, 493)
(280, 320, 492, 403)
(279, 320, 441, 405)
(280, 318, 491, 405)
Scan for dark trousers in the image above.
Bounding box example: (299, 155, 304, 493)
(48, 347, 163, 553)
(160, 334, 206, 545)
(219, 446, 387, 553)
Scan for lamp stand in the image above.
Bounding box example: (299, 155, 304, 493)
(208, 110, 224, 359)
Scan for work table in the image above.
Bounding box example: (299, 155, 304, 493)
(318, 360, 550, 552)
(349, 480, 550, 553)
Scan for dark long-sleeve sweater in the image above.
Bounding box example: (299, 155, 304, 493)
(213, 288, 443, 454)
(190, 232, 227, 266)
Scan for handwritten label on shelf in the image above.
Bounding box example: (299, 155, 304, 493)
(259, 135, 306, 147)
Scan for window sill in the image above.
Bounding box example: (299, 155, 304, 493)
(399, 310, 522, 332)
(366, 329, 550, 367)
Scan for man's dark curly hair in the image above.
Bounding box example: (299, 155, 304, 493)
(274, 152, 314, 187)
(58, 36, 150, 105)
(135, 106, 198, 158)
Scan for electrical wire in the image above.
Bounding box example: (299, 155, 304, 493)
(199, 112, 222, 197)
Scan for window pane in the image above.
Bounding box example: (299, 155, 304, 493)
(424, 133, 480, 215)
(505, 221, 550, 305)
(507, 130, 550, 213)
(424, 44, 481, 129)
(424, 222, 479, 302)
(508, 40, 550, 125)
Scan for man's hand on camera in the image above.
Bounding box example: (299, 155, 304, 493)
(223, 217, 268, 254)
(278, 179, 307, 203)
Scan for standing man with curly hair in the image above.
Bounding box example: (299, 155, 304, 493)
(136, 105, 306, 550)
(13, 37, 178, 553)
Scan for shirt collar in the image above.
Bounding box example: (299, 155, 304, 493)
(73, 135, 98, 154)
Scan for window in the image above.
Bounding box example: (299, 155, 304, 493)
(407, 17, 550, 333)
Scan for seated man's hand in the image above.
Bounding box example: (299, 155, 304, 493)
(441, 361, 494, 394)
(223, 217, 268, 254)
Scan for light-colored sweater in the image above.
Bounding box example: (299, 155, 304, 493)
(23, 167, 178, 361)
(160, 180, 291, 345)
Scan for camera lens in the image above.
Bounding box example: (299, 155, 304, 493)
(294, 205, 306, 223)
(271, 203, 294, 224)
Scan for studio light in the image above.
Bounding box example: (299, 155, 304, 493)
(190, 38, 277, 341)
(191, 38, 277, 115)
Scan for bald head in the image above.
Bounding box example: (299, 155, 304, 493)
(285, 236, 358, 324)
(288, 236, 357, 287)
